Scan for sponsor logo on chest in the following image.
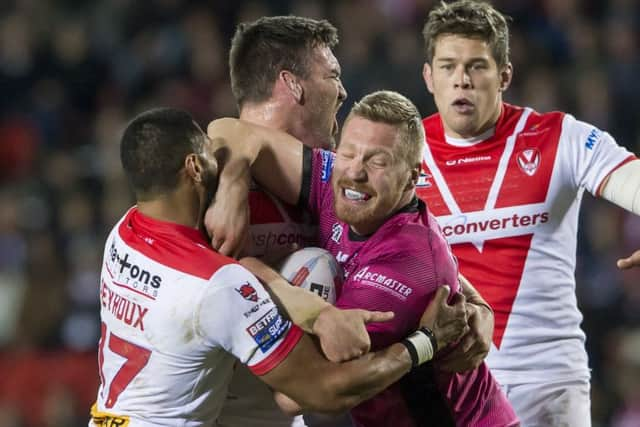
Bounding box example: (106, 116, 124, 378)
(516, 148, 541, 176)
(445, 155, 492, 167)
(353, 266, 413, 300)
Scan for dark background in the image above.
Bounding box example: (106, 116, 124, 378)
(0, 0, 638, 426)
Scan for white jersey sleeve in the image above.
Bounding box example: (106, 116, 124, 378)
(195, 264, 302, 374)
(562, 114, 634, 194)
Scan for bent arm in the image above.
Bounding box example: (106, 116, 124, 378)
(600, 159, 640, 215)
(204, 118, 307, 257)
(240, 256, 394, 361)
(240, 257, 331, 334)
(259, 285, 466, 413)
(438, 274, 494, 372)
(207, 118, 306, 206)
(600, 159, 640, 269)
(260, 333, 412, 413)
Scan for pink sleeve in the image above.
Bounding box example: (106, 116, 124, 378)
(306, 148, 335, 217)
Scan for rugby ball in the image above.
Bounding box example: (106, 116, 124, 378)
(278, 247, 341, 304)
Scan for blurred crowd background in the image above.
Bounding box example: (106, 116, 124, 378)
(0, 0, 639, 425)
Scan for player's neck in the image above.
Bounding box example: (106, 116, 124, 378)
(240, 102, 311, 143)
(137, 191, 200, 230)
(444, 126, 495, 146)
(240, 101, 292, 133)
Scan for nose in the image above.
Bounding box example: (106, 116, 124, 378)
(338, 80, 347, 103)
(344, 158, 366, 182)
(453, 65, 472, 89)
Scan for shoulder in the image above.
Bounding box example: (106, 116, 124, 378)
(373, 220, 434, 265)
(422, 112, 441, 132)
(119, 220, 237, 281)
(313, 148, 335, 182)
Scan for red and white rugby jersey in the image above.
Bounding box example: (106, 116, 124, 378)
(417, 103, 636, 385)
(91, 208, 302, 427)
(217, 181, 313, 427)
(245, 181, 317, 257)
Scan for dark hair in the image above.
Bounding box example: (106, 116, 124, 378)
(120, 108, 204, 199)
(229, 15, 339, 109)
(423, 0, 510, 68)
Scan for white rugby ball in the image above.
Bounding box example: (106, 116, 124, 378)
(278, 247, 341, 304)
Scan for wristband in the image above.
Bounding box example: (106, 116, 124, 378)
(401, 328, 434, 368)
(419, 326, 438, 354)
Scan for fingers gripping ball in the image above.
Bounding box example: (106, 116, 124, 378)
(278, 247, 342, 304)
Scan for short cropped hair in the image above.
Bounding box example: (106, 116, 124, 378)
(229, 16, 339, 109)
(348, 91, 424, 168)
(423, 0, 510, 68)
(120, 108, 204, 199)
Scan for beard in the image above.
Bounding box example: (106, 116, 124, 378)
(197, 169, 219, 238)
(332, 177, 401, 235)
(203, 169, 218, 210)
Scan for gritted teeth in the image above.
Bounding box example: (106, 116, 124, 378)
(344, 188, 371, 201)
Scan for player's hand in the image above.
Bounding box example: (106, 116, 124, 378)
(419, 285, 469, 351)
(438, 302, 493, 372)
(617, 249, 640, 269)
(312, 305, 394, 362)
(204, 195, 250, 258)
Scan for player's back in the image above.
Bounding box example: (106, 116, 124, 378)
(93, 208, 253, 426)
(246, 182, 316, 257)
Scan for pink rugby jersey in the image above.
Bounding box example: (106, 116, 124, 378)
(299, 148, 518, 427)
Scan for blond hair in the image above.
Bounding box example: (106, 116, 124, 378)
(348, 90, 424, 168)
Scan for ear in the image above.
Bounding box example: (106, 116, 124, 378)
(405, 166, 421, 191)
(185, 153, 204, 184)
(498, 62, 513, 92)
(423, 62, 435, 94)
(280, 70, 303, 102)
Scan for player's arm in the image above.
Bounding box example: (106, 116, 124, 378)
(599, 159, 640, 269)
(204, 118, 306, 255)
(240, 256, 393, 362)
(438, 273, 494, 372)
(260, 285, 467, 413)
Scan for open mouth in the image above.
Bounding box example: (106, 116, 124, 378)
(452, 98, 474, 113)
(343, 188, 371, 201)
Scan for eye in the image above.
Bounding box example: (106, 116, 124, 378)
(440, 64, 454, 70)
(339, 151, 355, 160)
(369, 155, 390, 168)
